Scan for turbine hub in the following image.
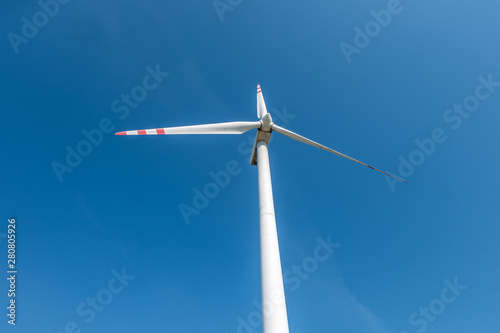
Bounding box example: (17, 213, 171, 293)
(261, 113, 273, 132)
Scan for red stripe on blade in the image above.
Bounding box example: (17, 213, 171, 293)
(138, 130, 146, 135)
(115, 132, 126, 135)
(156, 128, 165, 134)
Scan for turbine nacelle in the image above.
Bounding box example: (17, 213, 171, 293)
(250, 99, 273, 165)
(249, 128, 272, 166)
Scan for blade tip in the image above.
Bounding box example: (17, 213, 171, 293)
(115, 132, 126, 136)
(396, 177, 410, 184)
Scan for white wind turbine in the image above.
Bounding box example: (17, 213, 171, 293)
(116, 84, 407, 333)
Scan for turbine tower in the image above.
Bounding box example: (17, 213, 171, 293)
(115, 85, 407, 332)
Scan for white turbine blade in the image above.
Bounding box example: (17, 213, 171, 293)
(272, 124, 409, 184)
(116, 121, 261, 136)
(257, 84, 268, 119)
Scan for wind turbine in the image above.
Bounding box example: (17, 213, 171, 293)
(115, 84, 407, 333)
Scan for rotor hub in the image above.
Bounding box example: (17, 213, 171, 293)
(261, 113, 273, 132)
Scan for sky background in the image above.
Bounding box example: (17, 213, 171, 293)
(1, 0, 499, 332)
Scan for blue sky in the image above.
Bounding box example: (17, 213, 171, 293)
(1, 0, 499, 332)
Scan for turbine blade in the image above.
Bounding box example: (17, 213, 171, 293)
(272, 124, 409, 184)
(257, 84, 268, 119)
(116, 121, 261, 136)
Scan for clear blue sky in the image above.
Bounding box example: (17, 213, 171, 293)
(1, 0, 499, 332)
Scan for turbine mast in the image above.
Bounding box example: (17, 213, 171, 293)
(257, 139, 290, 333)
